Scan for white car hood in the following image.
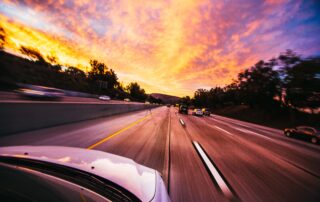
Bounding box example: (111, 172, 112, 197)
(0, 146, 156, 201)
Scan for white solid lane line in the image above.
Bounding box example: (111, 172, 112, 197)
(179, 118, 185, 126)
(233, 126, 273, 141)
(193, 141, 234, 199)
(214, 126, 233, 136)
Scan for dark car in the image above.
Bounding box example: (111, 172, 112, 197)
(284, 126, 320, 144)
(16, 85, 63, 101)
(179, 105, 188, 114)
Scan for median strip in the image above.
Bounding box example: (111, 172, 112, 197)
(87, 115, 150, 150)
(192, 141, 235, 199)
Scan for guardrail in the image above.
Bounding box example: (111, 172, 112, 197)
(0, 102, 158, 135)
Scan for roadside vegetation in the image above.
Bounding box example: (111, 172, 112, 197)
(0, 26, 161, 103)
(180, 50, 320, 129)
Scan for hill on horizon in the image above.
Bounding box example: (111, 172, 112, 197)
(150, 93, 180, 104)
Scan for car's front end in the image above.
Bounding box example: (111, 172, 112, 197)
(0, 146, 170, 202)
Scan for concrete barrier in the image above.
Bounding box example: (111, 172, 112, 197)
(0, 102, 158, 135)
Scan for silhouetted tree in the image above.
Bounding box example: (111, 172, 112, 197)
(147, 95, 162, 104)
(65, 67, 86, 80)
(47, 55, 57, 64)
(0, 26, 5, 50)
(105, 69, 119, 89)
(283, 57, 320, 113)
(237, 60, 281, 108)
(180, 96, 191, 105)
(194, 89, 210, 107)
(19, 46, 45, 62)
(278, 49, 301, 70)
(126, 82, 147, 101)
(89, 60, 107, 76)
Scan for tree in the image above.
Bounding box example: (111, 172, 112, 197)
(194, 89, 209, 107)
(0, 26, 5, 50)
(19, 46, 45, 62)
(105, 69, 119, 89)
(147, 95, 163, 104)
(283, 57, 320, 113)
(180, 96, 191, 105)
(89, 60, 107, 76)
(65, 67, 86, 80)
(278, 49, 301, 69)
(87, 60, 109, 91)
(126, 82, 147, 101)
(47, 55, 57, 64)
(238, 60, 281, 108)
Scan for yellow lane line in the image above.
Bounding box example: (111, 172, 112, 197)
(87, 114, 151, 150)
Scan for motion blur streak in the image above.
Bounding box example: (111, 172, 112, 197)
(1, 0, 320, 95)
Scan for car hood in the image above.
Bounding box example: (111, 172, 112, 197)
(0, 146, 156, 201)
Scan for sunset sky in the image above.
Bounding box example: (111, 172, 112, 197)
(0, 0, 319, 96)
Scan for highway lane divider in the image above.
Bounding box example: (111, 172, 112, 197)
(192, 141, 237, 200)
(214, 126, 233, 136)
(179, 118, 185, 127)
(163, 108, 172, 193)
(233, 127, 273, 141)
(87, 114, 151, 150)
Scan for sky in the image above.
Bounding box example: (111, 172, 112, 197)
(0, 0, 319, 96)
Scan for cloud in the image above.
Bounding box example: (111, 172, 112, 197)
(0, 0, 319, 96)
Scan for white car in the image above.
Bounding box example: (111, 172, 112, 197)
(0, 146, 170, 202)
(192, 108, 203, 116)
(124, 98, 131, 102)
(98, 95, 111, 101)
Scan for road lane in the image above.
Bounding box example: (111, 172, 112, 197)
(182, 113, 320, 201)
(0, 108, 153, 147)
(205, 116, 320, 176)
(91, 107, 169, 178)
(169, 110, 224, 202)
(211, 114, 320, 149)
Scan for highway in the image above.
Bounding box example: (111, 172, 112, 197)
(0, 106, 320, 201)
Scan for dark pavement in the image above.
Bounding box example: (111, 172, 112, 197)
(1, 106, 319, 201)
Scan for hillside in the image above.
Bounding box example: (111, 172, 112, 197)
(150, 93, 180, 104)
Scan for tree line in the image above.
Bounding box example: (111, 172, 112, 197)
(181, 50, 320, 114)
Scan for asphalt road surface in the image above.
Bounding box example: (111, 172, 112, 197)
(1, 106, 320, 202)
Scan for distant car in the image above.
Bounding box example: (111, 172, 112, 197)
(178, 105, 188, 114)
(166, 104, 171, 107)
(0, 146, 170, 202)
(145, 101, 150, 104)
(202, 108, 210, 116)
(124, 98, 131, 102)
(192, 108, 203, 116)
(98, 95, 111, 101)
(17, 87, 63, 100)
(284, 126, 320, 144)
